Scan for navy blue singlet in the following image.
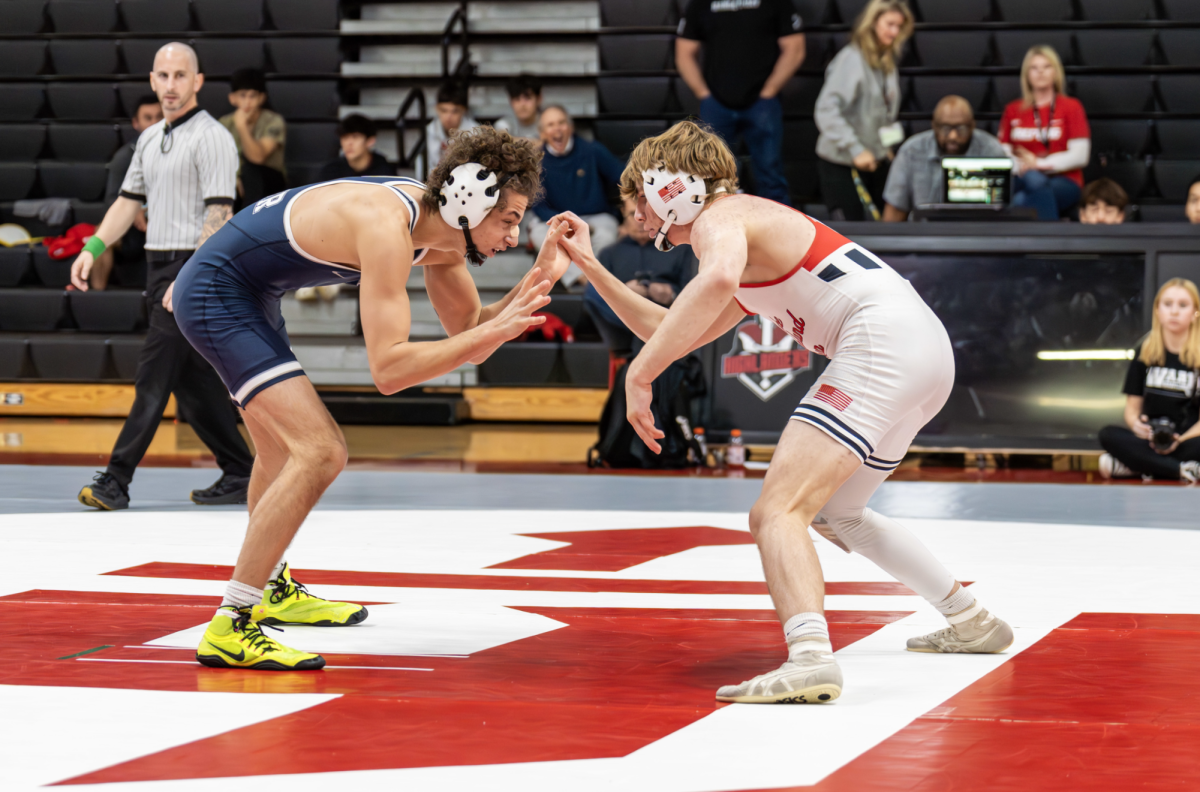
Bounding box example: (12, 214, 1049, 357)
(173, 176, 428, 407)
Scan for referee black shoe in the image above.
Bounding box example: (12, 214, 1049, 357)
(191, 474, 250, 505)
(79, 472, 129, 511)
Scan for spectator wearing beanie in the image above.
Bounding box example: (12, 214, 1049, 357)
(220, 68, 287, 207)
(320, 114, 394, 181)
(1079, 178, 1128, 225)
(815, 0, 914, 221)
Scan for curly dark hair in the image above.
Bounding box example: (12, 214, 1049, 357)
(423, 126, 544, 212)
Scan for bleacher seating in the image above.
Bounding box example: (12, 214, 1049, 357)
(0, 85, 45, 121)
(0, 41, 46, 76)
(0, 0, 47, 35)
(193, 0, 264, 32)
(120, 0, 192, 33)
(46, 0, 118, 34)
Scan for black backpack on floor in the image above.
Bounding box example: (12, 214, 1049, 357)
(588, 354, 707, 469)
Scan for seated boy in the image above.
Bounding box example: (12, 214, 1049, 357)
(320, 114, 395, 181)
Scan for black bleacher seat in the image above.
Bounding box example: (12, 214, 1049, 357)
(1080, 0, 1155, 21)
(1074, 30, 1154, 68)
(0, 248, 33, 288)
(0, 289, 68, 332)
(1089, 120, 1150, 160)
(0, 41, 46, 76)
(70, 200, 107, 224)
(478, 343, 559, 386)
(285, 163, 324, 189)
(267, 81, 338, 119)
(916, 0, 990, 23)
(797, 33, 837, 74)
(1155, 76, 1200, 114)
(1087, 160, 1147, 199)
(195, 81, 232, 118)
(0, 0, 47, 35)
(1158, 31, 1200, 68)
(542, 294, 583, 328)
(29, 335, 110, 380)
(912, 32, 992, 69)
(120, 39, 174, 75)
(834, 0, 867, 24)
(909, 76, 989, 114)
(563, 343, 610, 387)
(1162, 0, 1200, 21)
(108, 336, 143, 379)
(47, 83, 118, 120)
(31, 247, 69, 288)
(49, 40, 119, 76)
(0, 84, 45, 121)
(674, 78, 700, 115)
(994, 31, 1076, 68)
(598, 76, 671, 114)
(194, 39, 266, 76)
(120, 0, 191, 33)
(996, 0, 1074, 22)
(600, 0, 677, 27)
(0, 336, 30, 379)
(1139, 204, 1185, 223)
(1071, 76, 1153, 114)
(779, 76, 822, 116)
(0, 125, 46, 160)
(193, 0, 263, 31)
(1154, 121, 1200, 160)
(38, 161, 107, 201)
(782, 121, 819, 161)
(68, 291, 146, 333)
(794, 0, 829, 25)
(1154, 161, 1200, 202)
(285, 123, 339, 164)
(117, 83, 155, 117)
(594, 119, 668, 158)
(47, 0, 117, 33)
(268, 38, 340, 74)
(266, 0, 337, 30)
(49, 124, 121, 162)
(598, 34, 674, 72)
(0, 164, 37, 202)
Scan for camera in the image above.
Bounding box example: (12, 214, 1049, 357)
(1149, 417, 1177, 452)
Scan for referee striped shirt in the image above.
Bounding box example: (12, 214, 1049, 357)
(119, 106, 238, 251)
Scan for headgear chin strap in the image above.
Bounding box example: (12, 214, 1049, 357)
(642, 166, 723, 252)
(437, 162, 506, 266)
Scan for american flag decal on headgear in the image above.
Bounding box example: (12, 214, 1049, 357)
(814, 384, 853, 411)
(658, 178, 687, 201)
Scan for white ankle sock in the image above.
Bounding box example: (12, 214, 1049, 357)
(269, 560, 287, 581)
(783, 612, 829, 648)
(934, 585, 982, 624)
(220, 579, 264, 612)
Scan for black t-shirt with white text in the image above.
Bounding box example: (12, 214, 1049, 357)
(679, 0, 802, 110)
(1123, 344, 1199, 432)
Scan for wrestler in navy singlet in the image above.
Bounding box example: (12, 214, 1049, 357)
(174, 176, 429, 407)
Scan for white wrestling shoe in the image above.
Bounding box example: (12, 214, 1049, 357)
(907, 608, 1014, 654)
(1099, 453, 1135, 480)
(716, 641, 843, 704)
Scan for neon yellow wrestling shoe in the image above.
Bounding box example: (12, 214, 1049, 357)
(196, 605, 326, 670)
(259, 563, 368, 627)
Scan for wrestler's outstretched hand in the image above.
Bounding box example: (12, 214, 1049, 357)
(488, 266, 552, 340)
(533, 216, 573, 286)
(551, 211, 595, 262)
(625, 363, 665, 454)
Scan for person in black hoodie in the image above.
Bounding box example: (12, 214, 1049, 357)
(1099, 277, 1200, 482)
(319, 114, 395, 182)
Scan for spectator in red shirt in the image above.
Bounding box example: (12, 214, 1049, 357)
(998, 45, 1091, 221)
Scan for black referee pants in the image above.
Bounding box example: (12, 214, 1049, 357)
(1098, 425, 1200, 480)
(105, 277, 254, 490)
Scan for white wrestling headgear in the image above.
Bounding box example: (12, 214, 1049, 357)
(642, 165, 722, 252)
(437, 162, 506, 266)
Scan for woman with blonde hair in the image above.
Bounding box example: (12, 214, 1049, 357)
(998, 45, 1092, 220)
(814, 0, 914, 220)
(1099, 278, 1200, 482)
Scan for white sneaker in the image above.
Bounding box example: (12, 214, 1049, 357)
(716, 643, 842, 704)
(1181, 460, 1200, 485)
(1099, 453, 1134, 479)
(907, 608, 1014, 654)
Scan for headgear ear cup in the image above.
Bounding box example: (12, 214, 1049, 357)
(437, 162, 505, 266)
(641, 166, 717, 252)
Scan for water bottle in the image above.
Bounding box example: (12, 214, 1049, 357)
(726, 429, 746, 469)
(694, 427, 709, 466)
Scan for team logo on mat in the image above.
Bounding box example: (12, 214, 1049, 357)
(721, 316, 810, 401)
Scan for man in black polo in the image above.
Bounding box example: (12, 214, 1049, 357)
(676, 0, 806, 205)
(70, 42, 254, 511)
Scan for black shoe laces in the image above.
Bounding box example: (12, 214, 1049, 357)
(91, 471, 126, 496)
(268, 574, 317, 605)
(231, 608, 283, 654)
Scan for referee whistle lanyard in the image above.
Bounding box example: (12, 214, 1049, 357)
(1031, 95, 1057, 150)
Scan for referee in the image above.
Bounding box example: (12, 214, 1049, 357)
(71, 42, 254, 511)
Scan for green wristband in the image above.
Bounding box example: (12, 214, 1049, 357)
(82, 236, 106, 258)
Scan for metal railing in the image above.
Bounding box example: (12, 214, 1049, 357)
(395, 87, 429, 180)
(441, 0, 473, 81)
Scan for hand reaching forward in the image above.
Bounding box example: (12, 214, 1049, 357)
(552, 211, 595, 263)
(533, 217, 573, 285)
(625, 367, 664, 454)
(486, 266, 552, 341)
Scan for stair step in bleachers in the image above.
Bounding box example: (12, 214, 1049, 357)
(0, 85, 45, 121)
(120, 0, 192, 33)
(348, 43, 599, 78)
(354, 83, 597, 123)
(47, 83, 119, 121)
(47, 0, 118, 34)
(916, 0, 991, 23)
(0, 248, 34, 289)
(0, 41, 46, 77)
(0, 164, 37, 202)
(29, 335, 109, 381)
(1153, 161, 1200, 202)
(1073, 30, 1154, 69)
(38, 161, 108, 202)
(48, 125, 121, 162)
(995, 0, 1074, 23)
(0, 0, 46, 35)
(0, 290, 68, 332)
(598, 34, 674, 72)
(268, 39, 342, 74)
(599, 0, 679, 28)
(192, 0, 265, 32)
(469, 1, 599, 32)
(68, 291, 146, 334)
(345, 3, 461, 35)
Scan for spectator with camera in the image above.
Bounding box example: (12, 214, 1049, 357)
(1099, 278, 1200, 483)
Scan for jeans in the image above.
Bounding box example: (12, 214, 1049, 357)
(1098, 425, 1200, 480)
(700, 95, 790, 205)
(1012, 170, 1080, 221)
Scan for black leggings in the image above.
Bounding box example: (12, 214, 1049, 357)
(817, 158, 890, 221)
(1098, 425, 1200, 479)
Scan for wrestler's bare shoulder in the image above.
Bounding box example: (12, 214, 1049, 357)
(291, 181, 416, 230)
(693, 195, 816, 280)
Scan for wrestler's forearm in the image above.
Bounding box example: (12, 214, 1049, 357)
(370, 325, 502, 394)
(628, 270, 738, 383)
(574, 251, 669, 340)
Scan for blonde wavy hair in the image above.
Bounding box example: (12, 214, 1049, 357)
(618, 120, 738, 206)
(1020, 45, 1067, 107)
(851, 0, 914, 73)
(1140, 278, 1200, 368)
